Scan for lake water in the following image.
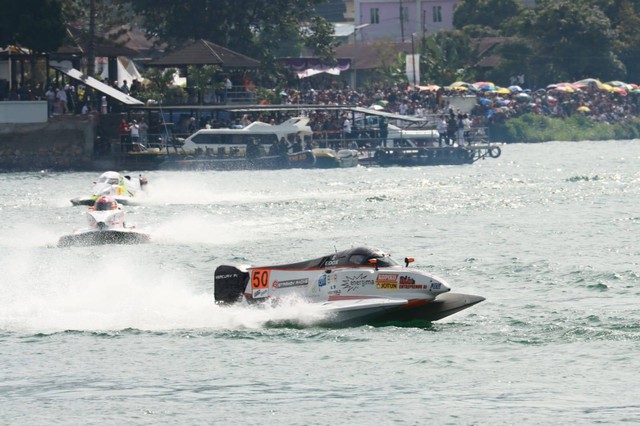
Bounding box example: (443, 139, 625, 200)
(1, 140, 639, 425)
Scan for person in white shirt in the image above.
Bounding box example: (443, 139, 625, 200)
(343, 116, 352, 139)
(437, 115, 448, 147)
(130, 120, 140, 143)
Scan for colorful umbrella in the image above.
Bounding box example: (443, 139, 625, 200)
(472, 81, 496, 91)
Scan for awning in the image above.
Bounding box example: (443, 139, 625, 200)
(51, 65, 144, 105)
(349, 106, 427, 122)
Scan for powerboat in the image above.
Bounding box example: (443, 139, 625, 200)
(312, 148, 359, 168)
(59, 196, 150, 247)
(70, 171, 147, 206)
(214, 246, 484, 326)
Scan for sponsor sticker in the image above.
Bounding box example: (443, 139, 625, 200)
(399, 283, 425, 290)
(376, 282, 398, 290)
(272, 278, 309, 289)
(341, 273, 374, 292)
(318, 275, 327, 287)
(252, 288, 269, 299)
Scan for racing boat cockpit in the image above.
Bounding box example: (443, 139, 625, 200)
(264, 246, 400, 270)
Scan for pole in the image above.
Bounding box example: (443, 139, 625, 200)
(411, 34, 416, 87)
(399, 0, 405, 42)
(352, 28, 357, 89)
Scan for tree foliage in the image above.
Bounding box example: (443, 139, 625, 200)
(453, 0, 524, 31)
(127, 0, 333, 79)
(0, 0, 66, 52)
(420, 30, 477, 84)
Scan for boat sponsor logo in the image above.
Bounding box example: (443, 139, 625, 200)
(318, 275, 327, 287)
(376, 273, 398, 283)
(328, 274, 341, 295)
(430, 282, 442, 290)
(215, 273, 237, 279)
(324, 255, 339, 267)
(399, 276, 415, 285)
(399, 283, 426, 290)
(272, 278, 309, 289)
(341, 273, 374, 292)
(375, 273, 398, 289)
(376, 282, 398, 290)
(252, 288, 269, 299)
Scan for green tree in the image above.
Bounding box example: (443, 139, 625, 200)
(0, 0, 66, 52)
(453, 0, 524, 31)
(61, 0, 131, 76)
(420, 30, 477, 84)
(604, 0, 640, 79)
(128, 0, 332, 83)
(522, 1, 623, 84)
(302, 16, 340, 64)
(187, 64, 222, 104)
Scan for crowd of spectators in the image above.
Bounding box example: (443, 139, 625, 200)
(6, 75, 640, 134)
(273, 79, 640, 128)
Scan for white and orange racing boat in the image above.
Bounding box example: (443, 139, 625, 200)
(59, 196, 150, 247)
(214, 246, 484, 326)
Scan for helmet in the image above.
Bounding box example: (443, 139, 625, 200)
(94, 195, 118, 211)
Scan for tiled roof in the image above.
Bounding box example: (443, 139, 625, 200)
(147, 39, 260, 68)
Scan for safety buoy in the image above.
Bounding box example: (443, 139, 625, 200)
(488, 146, 501, 158)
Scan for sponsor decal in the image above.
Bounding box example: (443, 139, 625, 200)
(272, 278, 309, 289)
(376, 282, 398, 290)
(399, 275, 415, 285)
(318, 275, 327, 287)
(252, 288, 269, 299)
(399, 283, 425, 290)
(341, 273, 374, 292)
(215, 273, 236, 279)
(376, 273, 399, 283)
(375, 273, 398, 289)
(430, 282, 442, 290)
(328, 274, 341, 295)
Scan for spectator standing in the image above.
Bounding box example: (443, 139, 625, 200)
(343, 115, 352, 140)
(437, 115, 448, 147)
(130, 119, 140, 143)
(45, 86, 55, 116)
(118, 118, 130, 152)
(138, 118, 149, 144)
(56, 86, 68, 114)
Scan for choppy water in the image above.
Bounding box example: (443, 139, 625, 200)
(1, 140, 639, 425)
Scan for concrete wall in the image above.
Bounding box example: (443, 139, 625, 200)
(0, 101, 48, 123)
(0, 115, 96, 171)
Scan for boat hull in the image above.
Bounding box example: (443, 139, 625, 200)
(157, 151, 316, 171)
(323, 293, 485, 326)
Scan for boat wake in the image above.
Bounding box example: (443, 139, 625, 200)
(0, 251, 329, 334)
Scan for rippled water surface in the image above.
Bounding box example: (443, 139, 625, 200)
(1, 140, 639, 424)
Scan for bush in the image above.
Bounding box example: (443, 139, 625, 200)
(490, 113, 640, 142)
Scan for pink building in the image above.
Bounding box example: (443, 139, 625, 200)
(354, 0, 459, 42)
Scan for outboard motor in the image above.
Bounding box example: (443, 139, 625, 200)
(214, 265, 250, 304)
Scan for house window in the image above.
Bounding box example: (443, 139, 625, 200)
(370, 8, 379, 24)
(433, 5, 442, 23)
(400, 6, 409, 22)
